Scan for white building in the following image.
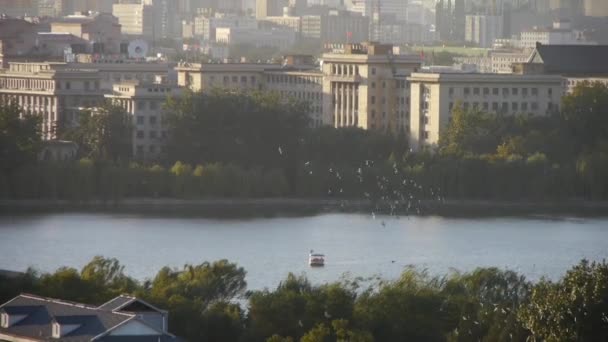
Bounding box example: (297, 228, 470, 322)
(519, 21, 594, 49)
(465, 15, 504, 48)
(408, 72, 564, 150)
(215, 27, 296, 50)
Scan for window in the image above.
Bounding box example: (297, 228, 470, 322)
(223, 76, 229, 84)
(150, 101, 158, 110)
(84, 81, 90, 91)
(136, 145, 144, 155)
(449, 102, 454, 111)
(371, 67, 376, 75)
(241, 76, 247, 83)
(483, 102, 489, 110)
(501, 102, 508, 112)
(473, 87, 480, 95)
(232, 76, 238, 82)
(65, 82, 71, 90)
(531, 88, 538, 96)
(493, 88, 499, 95)
(149, 145, 156, 153)
(371, 110, 376, 118)
(548, 88, 553, 97)
(371, 82, 376, 89)
(150, 116, 157, 125)
(449, 87, 454, 96)
(512, 102, 519, 111)
(424, 116, 429, 124)
(531, 102, 539, 110)
(136, 130, 144, 139)
(382, 82, 386, 88)
(521, 102, 528, 111)
(464, 87, 470, 96)
(463, 102, 470, 110)
(137, 101, 145, 110)
(522, 88, 528, 96)
(137, 116, 144, 125)
(423, 131, 429, 139)
(371, 96, 376, 105)
(483, 88, 489, 95)
(512, 88, 518, 95)
(502, 88, 509, 96)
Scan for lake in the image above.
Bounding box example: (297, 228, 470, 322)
(0, 213, 607, 290)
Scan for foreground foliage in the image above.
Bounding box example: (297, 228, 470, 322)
(1, 258, 608, 342)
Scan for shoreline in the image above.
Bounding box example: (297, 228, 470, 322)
(1, 198, 608, 217)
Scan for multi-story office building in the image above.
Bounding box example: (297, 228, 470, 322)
(215, 27, 297, 50)
(0, 18, 41, 68)
(454, 50, 530, 74)
(112, 2, 154, 38)
(519, 20, 593, 49)
(50, 13, 123, 55)
(0, 0, 37, 17)
(106, 81, 183, 160)
(301, 10, 369, 44)
(408, 72, 564, 150)
(0, 62, 103, 140)
(67, 61, 175, 91)
(265, 68, 324, 127)
(175, 57, 324, 125)
(465, 15, 504, 48)
(584, 0, 608, 17)
(321, 43, 421, 134)
(256, 0, 287, 19)
(194, 13, 257, 41)
(516, 43, 608, 93)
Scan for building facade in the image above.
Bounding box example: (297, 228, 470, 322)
(0, 62, 103, 140)
(106, 81, 183, 160)
(50, 12, 123, 55)
(321, 43, 422, 134)
(408, 72, 564, 150)
(465, 15, 504, 48)
(112, 2, 154, 38)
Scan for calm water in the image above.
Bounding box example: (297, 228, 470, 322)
(0, 213, 607, 290)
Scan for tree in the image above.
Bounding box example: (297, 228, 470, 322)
(439, 105, 501, 156)
(63, 101, 133, 162)
(519, 260, 608, 341)
(561, 81, 608, 153)
(0, 100, 41, 195)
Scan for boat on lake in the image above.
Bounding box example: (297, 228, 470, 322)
(309, 250, 325, 267)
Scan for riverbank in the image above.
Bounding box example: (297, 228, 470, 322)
(1, 198, 608, 217)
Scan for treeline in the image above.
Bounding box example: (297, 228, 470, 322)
(1, 83, 607, 201)
(2, 257, 608, 342)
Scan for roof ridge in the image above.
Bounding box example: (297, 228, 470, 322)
(20, 293, 101, 311)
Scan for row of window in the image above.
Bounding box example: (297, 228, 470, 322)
(448, 101, 554, 112)
(266, 74, 321, 85)
(331, 64, 360, 76)
(136, 144, 166, 155)
(454, 86, 551, 97)
(136, 130, 167, 139)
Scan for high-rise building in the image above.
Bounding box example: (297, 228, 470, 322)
(113, 2, 154, 38)
(0, 0, 37, 17)
(256, 0, 287, 19)
(465, 15, 504, 48)
(584, 0, 608, 17)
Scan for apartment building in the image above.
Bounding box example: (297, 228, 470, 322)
(519, 21, 593, 49)
(408, 72, 564, 150)
(106, 81, 183, 160)
(0, 62, 103, 140)
(301, 11, 369, 44)
(321, 43, 422, 134)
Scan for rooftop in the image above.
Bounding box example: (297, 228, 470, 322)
(528, 43, 608, 75)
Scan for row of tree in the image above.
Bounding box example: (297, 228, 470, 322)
(1, 257, 607, 342)
(1, 82, 607, 201)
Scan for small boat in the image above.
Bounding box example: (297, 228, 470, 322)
(309, 250, 325, 267)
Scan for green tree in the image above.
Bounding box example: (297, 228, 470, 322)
(561, 81, 608, 153)
(519, 260, 608, 342)
(0, 100, 41, 196)
(64, 102, 133, 162)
